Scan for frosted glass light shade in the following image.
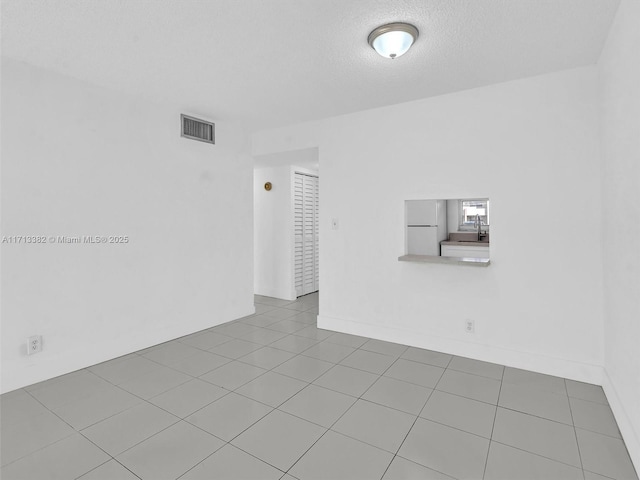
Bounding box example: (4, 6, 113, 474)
(368, 23, 418, 59)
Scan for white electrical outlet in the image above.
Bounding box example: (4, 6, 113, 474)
(27, 335, 43, 355)
(465, 319, 475, 334)
(331, 218, 339, 230)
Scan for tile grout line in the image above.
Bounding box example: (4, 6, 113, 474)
(108, 459, 144, 480)
(383, 355, 449, 477)
(280, 424, 332, 476)
(172, 439, 229, 480)
(79, 412, 182, 461)
(73, 458, 142, 480)
(284, 344, 414, 479)
(33, 368, 161, 427)
(573, 424, 628, 441)
(7, 387, 118, 474)
(415, 416, 495, 442)
(482, 366, 505, 480)
(176, 440, 287, 480)
(379, 364, 447, 480)
(20, 384, 149, 480)
(491, 405, 573, 427)
(488, 439, 587, 472)
(227, 347, 334, 478)
(566, 378, 588, 480)
(69, 458, 113, 479)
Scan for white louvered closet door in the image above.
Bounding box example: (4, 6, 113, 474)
(294, 173, 319, 297)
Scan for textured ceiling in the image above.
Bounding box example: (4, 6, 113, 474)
(1, 0, 619, 131)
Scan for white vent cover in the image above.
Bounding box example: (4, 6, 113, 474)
(181, 114, 215, 144)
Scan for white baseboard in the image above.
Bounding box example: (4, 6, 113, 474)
(318, 314, 604, 384)
(254, 286, 296, 301)
(602, 370, 640, 474)
(1, 305, 255, 394)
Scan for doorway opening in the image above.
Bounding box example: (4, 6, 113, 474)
(253, 148, 319, 302)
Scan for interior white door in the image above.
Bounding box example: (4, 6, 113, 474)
(294, 173, 319, 297)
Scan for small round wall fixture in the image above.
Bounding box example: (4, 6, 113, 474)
(368, 22, 419, 59)
(264, 182, 272, 191)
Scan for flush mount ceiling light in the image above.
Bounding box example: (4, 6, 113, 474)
(368, 22, 419, 59)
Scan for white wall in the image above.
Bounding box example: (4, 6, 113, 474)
(253, 66, 604, 383)
(0, 59, 255, 393)
(254, 165, 296, 300)
(446, 199, 459, 235)
(254, 159, 318, 300)
(599, 0, 640, 469)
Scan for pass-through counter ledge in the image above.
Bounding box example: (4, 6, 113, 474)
(398, 254, 490, 267)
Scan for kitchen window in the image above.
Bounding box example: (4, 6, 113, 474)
(459, 199, 490, 231)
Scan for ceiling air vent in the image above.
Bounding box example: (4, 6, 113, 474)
(181, 114, 215, 144)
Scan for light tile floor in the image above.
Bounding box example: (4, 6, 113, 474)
(1, 292, 637, 480)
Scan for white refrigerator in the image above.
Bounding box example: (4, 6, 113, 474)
(406, 200, 447, 256)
